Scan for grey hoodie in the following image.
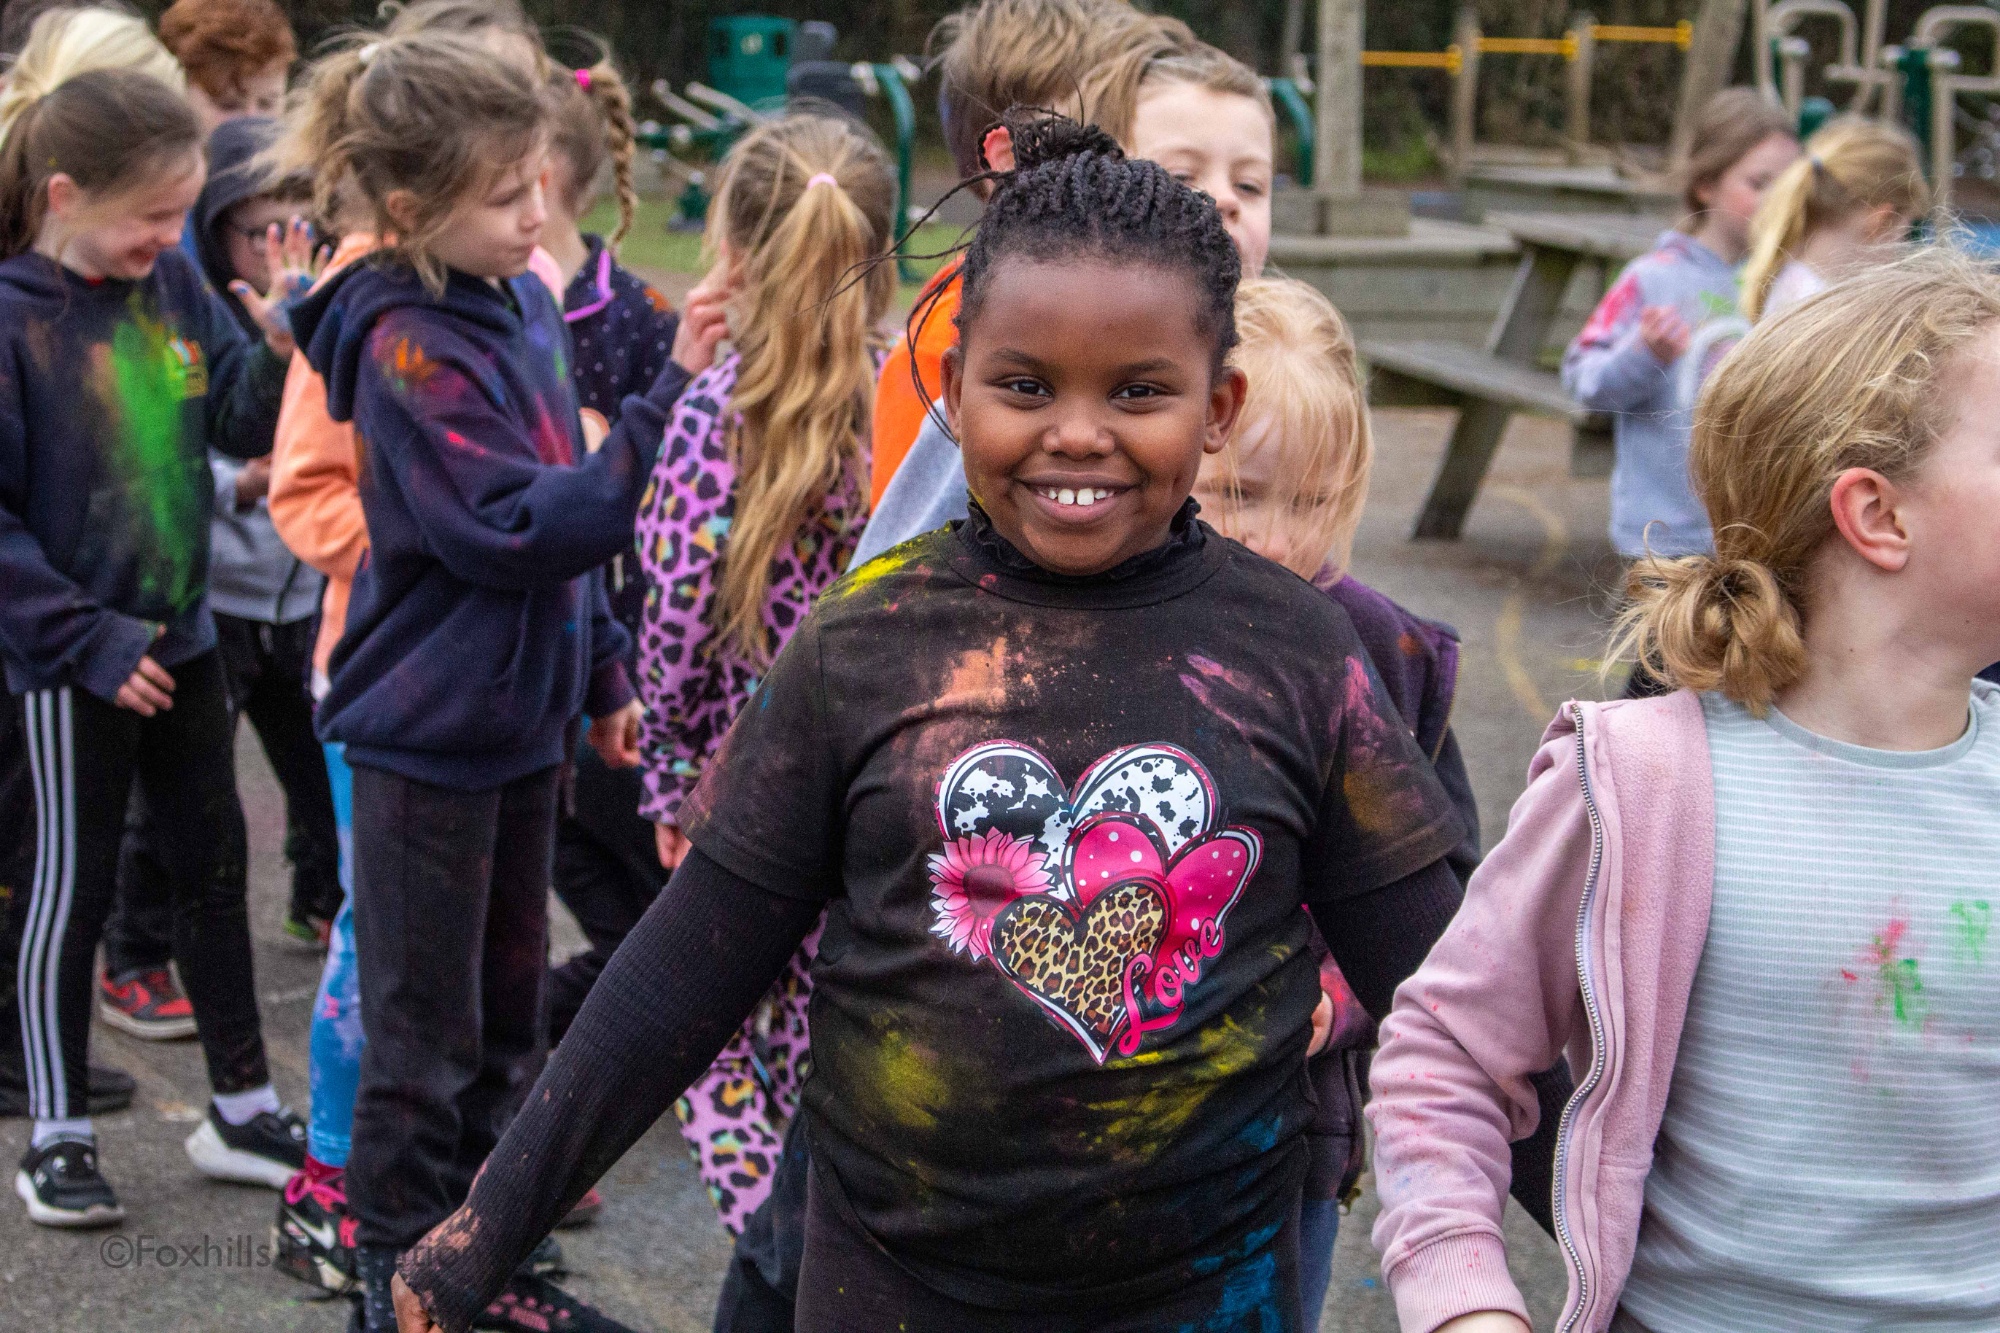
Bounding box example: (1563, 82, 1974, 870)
(192, 116, 323, 625)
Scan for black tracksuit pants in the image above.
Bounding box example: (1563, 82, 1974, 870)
(13, 651, 270, 1120)
(104, 614, 341, 976)
(547, 744, 665, 1043)
(345, 761, 558, 1250)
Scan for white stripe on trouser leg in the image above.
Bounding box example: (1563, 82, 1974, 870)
(18, 692, 54, 1116)
(17, 692, 47, 1114)
(18, 688, 75, 1121)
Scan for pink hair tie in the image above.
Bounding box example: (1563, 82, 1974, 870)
(574, 68, 592, 90)
(806, 172, 840, 190)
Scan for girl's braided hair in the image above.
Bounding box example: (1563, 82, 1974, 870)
(947, 111, 1242, 370)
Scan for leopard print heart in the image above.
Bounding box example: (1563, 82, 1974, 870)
(990, 882, 1167, 1062)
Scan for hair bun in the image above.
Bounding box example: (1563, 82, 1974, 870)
(998, 108, 1121, 172)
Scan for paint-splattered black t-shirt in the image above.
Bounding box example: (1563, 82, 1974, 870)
(679, 504, 1463, 1307)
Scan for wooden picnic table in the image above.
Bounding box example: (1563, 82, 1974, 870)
(1367, 210, 1670, 539)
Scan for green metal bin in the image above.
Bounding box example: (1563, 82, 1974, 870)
(709, 15, 797, 109)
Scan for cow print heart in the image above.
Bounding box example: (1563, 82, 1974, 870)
(990, 881, 1167, 1064)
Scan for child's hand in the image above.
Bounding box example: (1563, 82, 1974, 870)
(670, 269, 732, 375)
(1306, 990, 1334, 1057)
(234, 455, 273, 509)
(116, 655, 175, 716)
(391, 1273, 441, 1333)
(655, 822, 690, 869)
(587, 700, 642, 769)
(232, 219, 329, 360)
(1435, 1315, 1531, 1333)
(1638, 305, 1692, 365)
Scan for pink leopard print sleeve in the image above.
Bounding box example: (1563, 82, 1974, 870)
(633, 351, 870, 825)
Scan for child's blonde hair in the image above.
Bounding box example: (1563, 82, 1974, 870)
(548, 48, 637, 250)
(1078, 21, 1274, 149)
(1739, 117, 1927, 321)
(275, 28, 546, 294)
(705, 113, 896, 664)
(928, 0, 1146, 178)
(1613, 246, 2000, 712)
(0, 6, 184, 143)
(1209, 276, 1372, 580)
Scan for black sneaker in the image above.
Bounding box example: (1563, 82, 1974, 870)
(0, 1062, 135, 1118)
(473, 1271, 642, 1332)
(184, 1103, 306, 1188)
(274, 1162, 357, 1294)
(14, 1137, 123, 1228)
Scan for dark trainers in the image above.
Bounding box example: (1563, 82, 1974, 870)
(274, 1160, 357, 1294)
(0, 1062, 135, 1118)
(185, 1103, 306, 1188)
(15, 1137, 123, 1228)
(98, 967, 197, 1040)
(473, 1272, 642, 1332)
(554, 1185, 602, 1229)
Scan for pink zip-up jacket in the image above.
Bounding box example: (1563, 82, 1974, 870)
(1367, 689, 1715, 1333)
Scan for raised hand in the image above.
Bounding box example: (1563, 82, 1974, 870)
(670, 266, 734, 375)
(231, 218, 330, 358)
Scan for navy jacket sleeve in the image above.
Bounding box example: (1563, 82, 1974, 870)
(194, 280, 286, 461)
(584, 567, 633, 718)
(0, 341, 152, 699)
(355, 316, 686, 591)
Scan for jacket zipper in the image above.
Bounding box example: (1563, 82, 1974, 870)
(1552, 700, 1609, 1333)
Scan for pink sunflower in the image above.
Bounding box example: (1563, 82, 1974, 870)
(927, 830, 1053, 960)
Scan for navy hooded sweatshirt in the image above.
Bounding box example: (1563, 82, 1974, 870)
(290, 258, 689, 790)
(0, 246, 287, 700)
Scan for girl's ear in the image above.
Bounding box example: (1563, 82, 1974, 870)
(940, 342, 965, 439)
(44, 173, 81, 221)
(1202, 365, 1249, 455)
(1827, 465, 1911, 572)
(981, 125, 1016, 174)
(382, 188, 421, 237)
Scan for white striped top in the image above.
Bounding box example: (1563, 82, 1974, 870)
(1616, 683, 2000, 1332)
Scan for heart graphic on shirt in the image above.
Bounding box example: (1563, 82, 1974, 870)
(990, 881, 1168, 1062)
(927, 741, 1262, 1062)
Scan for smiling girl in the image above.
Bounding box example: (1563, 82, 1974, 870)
(392, 115, 1466, 1333)
(0, 67, 296, 1227)
(278, 27, 691, 1332)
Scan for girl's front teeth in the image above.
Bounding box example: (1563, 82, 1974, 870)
(1041, 487, 1109, 506)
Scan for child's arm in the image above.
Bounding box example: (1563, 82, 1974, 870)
(362, 316, 691, 589)
(194, 281, 289, 462)
(395, 847, 822, 1333)
(0, 374, 154, 702)
(631, 385, 729, 826)
(1362, 728, 1596, 1333)
(1560, 268, 1676, 413)
(268, 353, 367, 582)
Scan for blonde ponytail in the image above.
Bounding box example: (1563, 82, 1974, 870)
(1740, 117, 1926, 321)
(0, 6, 184, 147)
(705, 113, 897, 664)
(1611, 245, 2000, 712)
